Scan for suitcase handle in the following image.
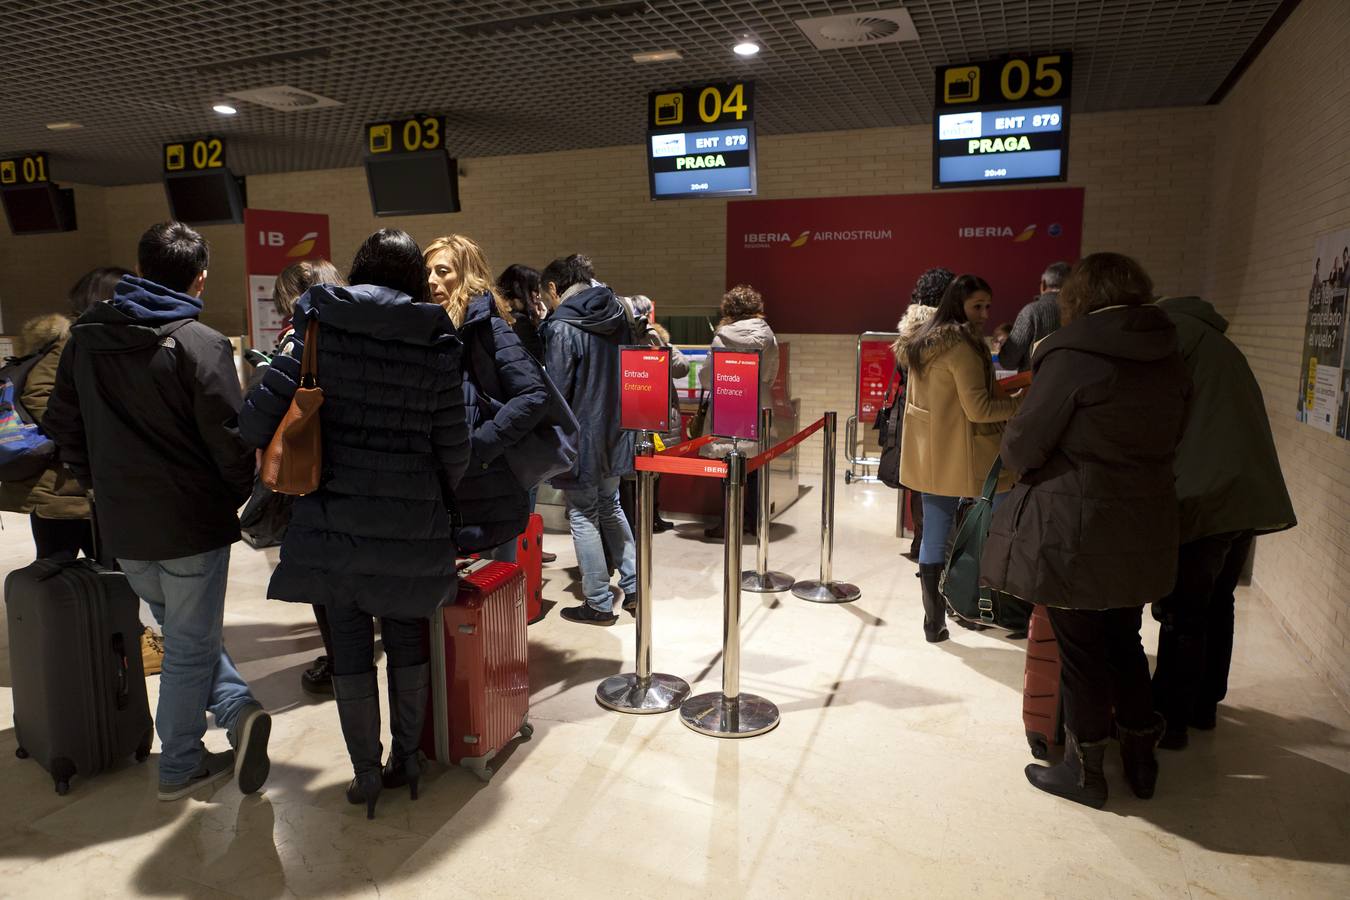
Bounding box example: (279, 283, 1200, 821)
(110, 632, 130, 711)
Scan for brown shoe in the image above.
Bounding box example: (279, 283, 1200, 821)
(141, 628, 164, 676)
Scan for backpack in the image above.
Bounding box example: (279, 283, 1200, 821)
(0, 341, 60, 482)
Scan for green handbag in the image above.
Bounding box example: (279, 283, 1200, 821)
(939, 457, 1031, 631)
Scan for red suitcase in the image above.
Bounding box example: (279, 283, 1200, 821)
(517, 513, 545, 624)
(1023, 604, 1063, 759)
(422, 560, 533, 781)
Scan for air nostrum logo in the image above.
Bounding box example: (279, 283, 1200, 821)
(743, 228, 894, 248)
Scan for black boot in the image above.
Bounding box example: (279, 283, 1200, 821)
(916, 564, 949, 643)
(382, 662, 430, 800)
(1118, 713, 1166, 799)
(333, 670, 383, 819)
(1025, 730, 1108, 809)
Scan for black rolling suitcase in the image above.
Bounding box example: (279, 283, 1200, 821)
(6, 559, 154, 794)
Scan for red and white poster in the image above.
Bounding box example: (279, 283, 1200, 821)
(858, 337, 897, 424)
(726, 187, 1084, 335)
(620, 346, 671, 432)
(243, 208, 332, 351)
(710, 349, 762, 441)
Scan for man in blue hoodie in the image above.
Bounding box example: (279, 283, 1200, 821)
(44, 222, 271, 801)
(541, 254, 638, 625)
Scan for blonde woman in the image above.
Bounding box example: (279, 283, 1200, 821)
(425, 235, 550, 561)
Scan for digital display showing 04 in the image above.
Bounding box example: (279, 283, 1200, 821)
(648, 125, 755, 198)
(934, 104, 1068, 187)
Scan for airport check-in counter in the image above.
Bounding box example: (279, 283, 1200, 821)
(537, 342, 801, 532)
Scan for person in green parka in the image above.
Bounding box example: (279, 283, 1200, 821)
(1152, 296, 1297, 750)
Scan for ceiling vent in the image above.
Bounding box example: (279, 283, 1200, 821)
(795, 8, 919, 49)
(225, 85, 342, 112)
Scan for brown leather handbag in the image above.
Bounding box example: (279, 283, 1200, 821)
(260, 320, 323, 495)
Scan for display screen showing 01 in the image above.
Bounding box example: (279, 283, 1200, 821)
(710, 350, 762, 442)
(934, 104, 1067, 187)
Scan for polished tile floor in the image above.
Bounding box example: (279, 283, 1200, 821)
(0, 479, 1347, 899)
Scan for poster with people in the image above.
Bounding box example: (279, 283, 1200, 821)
(1297, 228, 1350, 437)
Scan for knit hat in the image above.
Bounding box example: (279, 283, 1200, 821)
(911, 267, 955, 307)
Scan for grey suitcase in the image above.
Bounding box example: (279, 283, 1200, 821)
(6, 559, 154, 794)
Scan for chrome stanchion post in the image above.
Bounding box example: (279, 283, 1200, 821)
(792, 411, 861, 603)
(681, 449, 781, 737)
(596, 432, 691, 714)
(742, 407, 793, 593)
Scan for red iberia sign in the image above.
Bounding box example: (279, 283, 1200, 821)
(620, 347, 671, 432)
(710, 349, 762, 441)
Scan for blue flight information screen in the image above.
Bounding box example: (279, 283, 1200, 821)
(933, 104, 1068, 187)
(648, 125, 756, 199)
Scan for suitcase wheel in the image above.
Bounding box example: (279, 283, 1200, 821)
(15, 747, 28, 760)
(1027, 733, 1049, 760)
(519, 722, 535, 740)
(136, 728, 154, 763)
(51, 757, 76, 796)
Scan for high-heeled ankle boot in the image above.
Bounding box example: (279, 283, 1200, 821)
(381, 662, 430, 800)
(1024, 729, 1108, 809)
(916, 564, 950, 643)
(333, 670, 383, 819)
(1118, 712, 1166, 799)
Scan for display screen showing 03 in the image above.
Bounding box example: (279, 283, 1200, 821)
(934, 104, 1066, 186)
(649, 126, 755, 198)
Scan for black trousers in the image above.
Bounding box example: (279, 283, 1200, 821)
(1048, 605, 1154, 743)
(312, 604, 335, 660)
(326, 605, 428, 677)
(30, 514, 95, 561)
(1152, 531, 1253, 731)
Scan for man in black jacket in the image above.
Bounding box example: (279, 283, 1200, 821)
(44, 222, 271, 802)
(541, 254, 638, 625)
(999, 261, 1070, 372)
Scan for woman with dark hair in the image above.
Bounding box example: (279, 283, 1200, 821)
(241, 229, 470, 818)
(898, 274, 1020, 643)
(982, 253, 1189, 809)
(496, 263, 547, 362)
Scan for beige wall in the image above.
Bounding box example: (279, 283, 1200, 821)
(1, 105, 1214, 337)
(1203, 0, 1350, 701)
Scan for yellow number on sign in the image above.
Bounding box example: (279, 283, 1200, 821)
(205, 138, 223, 167)
(698, 86, 722, 123)
(192, 140, 210, 169)
(1033, 55, 1063, 98)
(1001, 59, 1031, 101)
(722, 83, 748, 120)
(22, 157, 37, 183)
(421, 117, 440, 150)
(403, 119, 423, 152)
(35, 155, 47, 181)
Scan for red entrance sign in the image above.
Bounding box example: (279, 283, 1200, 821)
(710, 349, 762, 442)
(243, 208, 332, 352)
(620, 347, 671, 432)
(859, 338, 897, 425)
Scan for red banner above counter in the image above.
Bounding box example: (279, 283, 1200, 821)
(725, 187, 1084, 335)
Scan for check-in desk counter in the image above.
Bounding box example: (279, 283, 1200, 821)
(538, 343, 801, 530)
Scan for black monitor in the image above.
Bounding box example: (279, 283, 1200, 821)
(365, 150, 460, 216)
(164, 169, 246, 225)
(1, 183, 77, 235)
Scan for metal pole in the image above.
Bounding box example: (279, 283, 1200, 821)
(680, 449, 780, 737)
(742, 407, 793, 593)
(596, 432, 691, 714)
(792, 412, 861, 604)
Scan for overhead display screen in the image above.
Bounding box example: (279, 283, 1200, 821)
(647, 81, 756, 200)
(933, 53, 1072, 189)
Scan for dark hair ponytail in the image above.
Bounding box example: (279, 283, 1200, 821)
(905, 273, 993, 378)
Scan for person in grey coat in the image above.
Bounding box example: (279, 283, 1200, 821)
(541, 254, 637, 625)
(1150, 296, 1296, 750)
(998, 261, 1070, 371)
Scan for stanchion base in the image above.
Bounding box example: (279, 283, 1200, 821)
(680, 692, 780, 738)
(740, 570, 795, 593)
(596, 673, 691, 714)
(791, 579, 862, 604)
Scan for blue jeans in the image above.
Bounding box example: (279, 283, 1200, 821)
(563, 476, 636, 612)
(120, 547, 256, 784)
(918, 492, 1006, 566)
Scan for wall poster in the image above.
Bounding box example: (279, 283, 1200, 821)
(1297, 227, 1350, 439)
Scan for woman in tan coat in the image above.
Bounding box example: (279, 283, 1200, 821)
(898, 273, 1020, 642)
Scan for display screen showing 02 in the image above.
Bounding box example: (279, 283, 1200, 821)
(710, 349, 762, 442)
(935, 104, 1067, 186)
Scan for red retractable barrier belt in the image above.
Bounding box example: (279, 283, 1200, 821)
(636, 455, 728, 478)
(746, 416, 826, 474)
(657, 434, 717, 458)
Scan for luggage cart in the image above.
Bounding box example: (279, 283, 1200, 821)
(844, 331, 899, 484)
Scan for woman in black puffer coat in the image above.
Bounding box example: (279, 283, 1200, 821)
(426, 235, 549, 561)
(241, 229, 470, 819)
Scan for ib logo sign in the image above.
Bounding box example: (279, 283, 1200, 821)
(258, 229, 320, 258)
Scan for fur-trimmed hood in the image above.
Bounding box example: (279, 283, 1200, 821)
(18, 313, 71, 356)
(895, 311, 982, 369)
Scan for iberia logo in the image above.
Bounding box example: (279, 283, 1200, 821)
(286, 231, 320, 258)
(789, 230, 811, 248)
(1013, 224, 1037, 243)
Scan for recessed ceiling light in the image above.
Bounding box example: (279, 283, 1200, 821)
(45, 121, 83, 131)
(212, 103, 238, 115)
(733, 40, 760, 57)
(632, 49, 683, 63)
